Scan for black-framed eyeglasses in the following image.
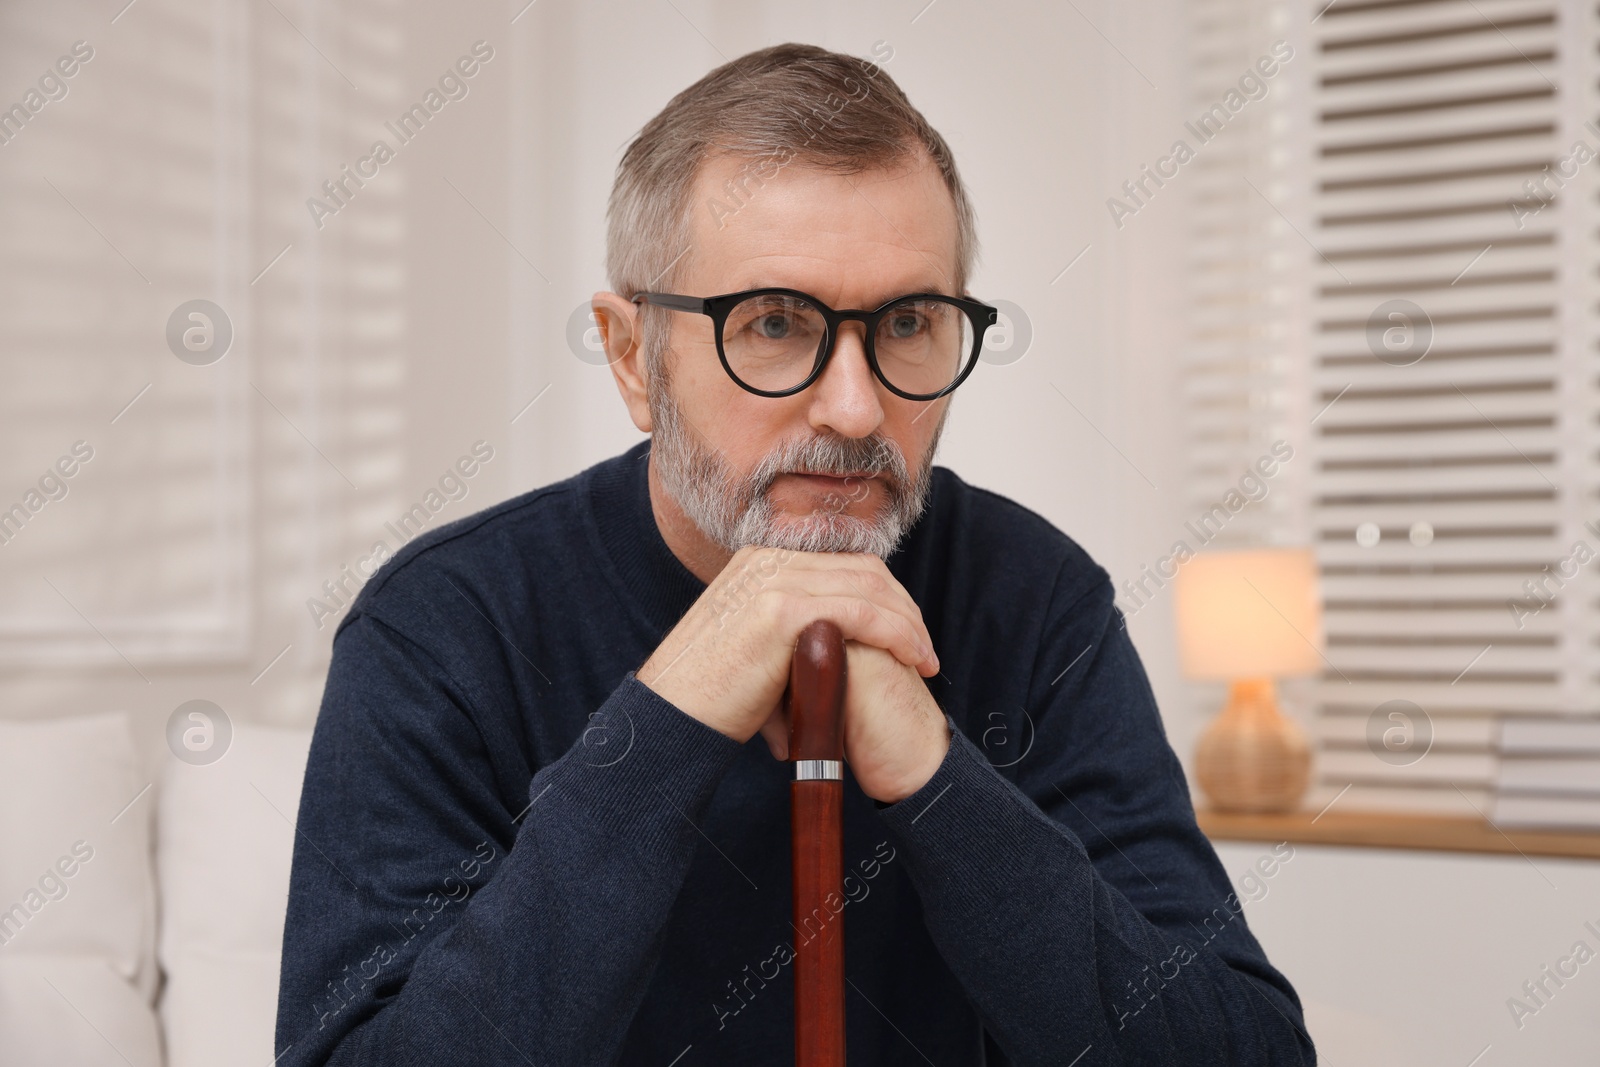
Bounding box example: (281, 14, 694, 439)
(631, 287, 1000, 401)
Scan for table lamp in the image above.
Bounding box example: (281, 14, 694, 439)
(1172, 547, 1322, 813)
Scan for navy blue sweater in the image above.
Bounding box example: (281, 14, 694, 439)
(275, 440, 1314, 1066)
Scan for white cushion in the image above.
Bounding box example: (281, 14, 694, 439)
(0, 710, 160, 1065)
(0, 956, 164, 1067)
(157, 723, 312, 1067)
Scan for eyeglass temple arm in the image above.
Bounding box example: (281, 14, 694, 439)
(632, 292, 708, 314)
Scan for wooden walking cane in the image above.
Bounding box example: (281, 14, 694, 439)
(786, 619, 847, 1066)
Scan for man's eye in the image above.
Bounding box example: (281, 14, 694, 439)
(889, 313, 924, 338)
(756, 313, 792, 339)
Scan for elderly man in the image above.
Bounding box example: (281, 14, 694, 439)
(276, 42, 1313, 1067)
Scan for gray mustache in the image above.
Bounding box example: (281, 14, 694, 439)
(758, 435, 905, 484)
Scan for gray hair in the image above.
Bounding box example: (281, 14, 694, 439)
(605, 41, 980, 381)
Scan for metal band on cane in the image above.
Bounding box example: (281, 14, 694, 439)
(794, 759, 842, 781)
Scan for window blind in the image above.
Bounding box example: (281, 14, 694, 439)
(1307, 0, 1600, 821)
(1185, 0, 1600, 823)
(0, 1, 408, 687)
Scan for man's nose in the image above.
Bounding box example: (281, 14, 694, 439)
(807, 323, 884, 438)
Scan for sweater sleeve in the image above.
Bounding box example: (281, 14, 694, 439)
(273, 612, 744, 1067)
(872, 570, 1316, 1066)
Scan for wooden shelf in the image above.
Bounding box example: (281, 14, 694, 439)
(1197, 808, 1600, 861)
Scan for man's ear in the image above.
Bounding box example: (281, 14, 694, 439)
(593, 291, 653, 433)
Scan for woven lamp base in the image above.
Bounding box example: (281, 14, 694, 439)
(1195, 678, 1310, 814)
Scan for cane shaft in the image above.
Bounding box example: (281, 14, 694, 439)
(792, 780, 845, 1065)
(786, 619, 847, 1067)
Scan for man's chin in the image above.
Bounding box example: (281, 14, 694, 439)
(735, 507, 895, 557)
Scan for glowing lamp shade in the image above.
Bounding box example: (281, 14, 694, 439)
(1173, 548, 1323, 681)
(1173, 547, 1322, 813)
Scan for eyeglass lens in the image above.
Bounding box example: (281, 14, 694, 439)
(720, 294, 976, 395)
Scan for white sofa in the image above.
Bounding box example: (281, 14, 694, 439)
(0, 710, 311, 1067)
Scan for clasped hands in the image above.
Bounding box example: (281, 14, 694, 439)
(639, 545, 951, 804)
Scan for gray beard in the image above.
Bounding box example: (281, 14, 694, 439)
(646, 370, 943, 559)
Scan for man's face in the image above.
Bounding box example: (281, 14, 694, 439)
(646, 150, 964, 558)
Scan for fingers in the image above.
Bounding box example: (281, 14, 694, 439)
(776, 594, 937, 675)
(642, 545, 937, 754)
(779, 570, 928, 652)
(720, 547, 937, 671)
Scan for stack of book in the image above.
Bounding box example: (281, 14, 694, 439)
(1492, 718, 1600, 830)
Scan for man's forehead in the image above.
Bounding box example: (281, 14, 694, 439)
(686, 157, 960, 298)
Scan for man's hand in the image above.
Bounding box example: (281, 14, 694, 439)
(839, 641, 951, 803)
(638, 545, 940, 758)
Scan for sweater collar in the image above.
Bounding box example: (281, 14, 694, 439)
(588, 439, 709, 635)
